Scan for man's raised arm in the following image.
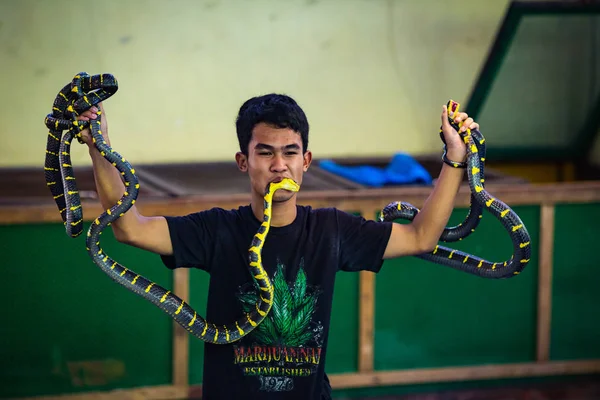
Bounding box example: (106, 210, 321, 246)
(78, 103, 173, 256)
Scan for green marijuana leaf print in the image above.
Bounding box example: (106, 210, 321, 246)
(238, 261, 318, 346)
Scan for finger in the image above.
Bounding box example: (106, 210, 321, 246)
(77, 113, 94, 121)
(441, 105, 451, 128)
(454, 113, 472, 133)
(453, 111, 468, 124)
(77, 128, 90, 140)
(81, 110, 98, 119)
(469, 122, 479, 130)
(459, 117, 473, 132)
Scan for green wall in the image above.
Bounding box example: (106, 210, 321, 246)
(373, 205, 540, 370)
(2, 203, 599, 399)
(551, 204, 600, 360)
(0, 224, 173, 399)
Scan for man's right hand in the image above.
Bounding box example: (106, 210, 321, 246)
(77, 102, 108, 147)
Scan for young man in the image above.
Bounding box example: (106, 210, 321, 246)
(78, 94, 478, 399)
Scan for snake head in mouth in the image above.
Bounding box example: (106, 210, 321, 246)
(266, 177, 300, 195)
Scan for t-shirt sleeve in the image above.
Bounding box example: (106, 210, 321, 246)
(337, 210, 393, 273)
(160, 208, 220, 273)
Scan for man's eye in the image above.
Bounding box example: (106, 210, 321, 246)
(259, 152, 272, 156)
(285, 152, 298, 155)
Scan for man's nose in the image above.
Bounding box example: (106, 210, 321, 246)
(270, 155, 287, 172)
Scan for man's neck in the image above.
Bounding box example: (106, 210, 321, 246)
(251, 195, 297, 227)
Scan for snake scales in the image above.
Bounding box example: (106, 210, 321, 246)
(44, 73, 528, 348)
(44, 72, 299, 344)
(379, 100, 531, 278)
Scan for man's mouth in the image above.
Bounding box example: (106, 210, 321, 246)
(265, 177, 300, 194)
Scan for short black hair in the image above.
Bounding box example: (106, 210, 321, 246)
(235, 93, 309, 155)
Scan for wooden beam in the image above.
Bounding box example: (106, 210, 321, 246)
(537, 204, 555, 362)
(3, 181, 600, 225)
(134, 168, 191, 196)
(358, 271, 375, 372)
(16, 360, 600, 399)
(172, 268, 189, 387)
(188, 360, 600, 395)
(13, 385, 186, 400)
(328, 360, 600, 388)
(358, 206, 377, 372)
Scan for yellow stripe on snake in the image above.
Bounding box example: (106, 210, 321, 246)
(44, 72, 300, 343)
(379, 100, 531, 278)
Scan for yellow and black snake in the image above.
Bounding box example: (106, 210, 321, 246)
(44, 72, 300, 343)
(379, 100, 531, 279)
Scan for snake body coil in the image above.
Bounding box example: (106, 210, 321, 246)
(380, 100, 531, 279)
(44, 72, 300, 343)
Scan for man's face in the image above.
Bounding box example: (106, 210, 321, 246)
(236, 122, 312, 203)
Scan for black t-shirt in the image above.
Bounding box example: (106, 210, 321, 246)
(161, 204, 393, 400)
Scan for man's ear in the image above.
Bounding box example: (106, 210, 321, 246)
(235, 152, 248, 172)
(303, 150, 313, 172)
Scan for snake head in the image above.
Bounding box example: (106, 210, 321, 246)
(447, 99, 459, 114)
(268, 178, 300, 194)
(445, 99, 472, 142)
(446, 100, 462, 130)
(440, 99, 463, 145)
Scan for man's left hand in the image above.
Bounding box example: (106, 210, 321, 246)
(440, 104, 480, 163)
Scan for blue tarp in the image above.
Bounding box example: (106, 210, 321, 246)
(319, 152, 432, 187)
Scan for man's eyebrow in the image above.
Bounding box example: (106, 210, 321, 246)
(254, 143, 301, 151)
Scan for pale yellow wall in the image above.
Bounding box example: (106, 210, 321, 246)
(0, 0, 510, 167)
